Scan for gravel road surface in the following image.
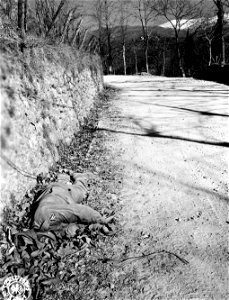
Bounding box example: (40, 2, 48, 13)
(99, 75, 229, 300)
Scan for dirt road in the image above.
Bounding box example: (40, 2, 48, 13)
(99, 75, 229, 299)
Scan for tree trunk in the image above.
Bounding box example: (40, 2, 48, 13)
(209, 40, 212, 66)
(18, 0, 27, 52)
(134, 46, 138, 74)
(107, 31, 113, 74)
(18, 0, 25, 37)
(215, 0, 225, 67)
(222, 35, 225, 67)
(104, 0, 113, 74)
(178, 47, 185, 77)
(145, 37, 149, 73)
(98, 19, 103, 56)
(162, 49, 166, 76)
(161, 38, 168, 76)
(123, 43, 127, 75)
(24, 0, 27, 32)
(175, 32, 185, 77)
(145, 48, 149, 73)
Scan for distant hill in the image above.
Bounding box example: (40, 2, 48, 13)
(159, 13, 229, 31)
(28, 0, 228, 36)
(58, 0, 216, 29)
(112, 25, 175, 40)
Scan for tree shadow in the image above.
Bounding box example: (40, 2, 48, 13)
(97, 126, 229, 148)
(176, 88, 229, 94)
(155, 104, 229, 118)
(123, 160, 229, 203)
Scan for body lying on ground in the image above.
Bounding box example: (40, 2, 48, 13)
(32, 173, 113, 231)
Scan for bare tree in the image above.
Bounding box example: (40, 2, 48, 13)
(34, 0, 66, 37)
(103, 0, 116, 73)
(213, 0, 226, 66)
(90, 0, 116, 74)
(156, 36, 170, 76)
(152, 0, 204, 77)
(134, 0, 155, 73)
(117, 0, 131, 75)
(131, 39, 139, 74)
(33, 0, 82, 47)
(91, 0, 104, 56)
(200, 15, 216, 66)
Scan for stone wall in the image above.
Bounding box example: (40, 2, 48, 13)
(0, 45, 103, 221)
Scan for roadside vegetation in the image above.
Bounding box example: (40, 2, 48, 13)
(0, 1, 102, 84)
(0, 86, 122, 300)
(1, 0, 228, 81)
(0, 2, 115, 298)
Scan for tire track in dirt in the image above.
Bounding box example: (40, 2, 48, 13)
(100, 75, 229, 299)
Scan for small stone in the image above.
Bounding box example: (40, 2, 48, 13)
(142, 233, 150, 239)
(110, 283, 115, 289)
(196, 211, 202, 218)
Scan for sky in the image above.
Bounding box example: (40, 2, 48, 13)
(29, 0, 219, 31)
(75, 0, 216, 29)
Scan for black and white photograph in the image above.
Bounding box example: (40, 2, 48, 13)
(0, 0, 228, 299)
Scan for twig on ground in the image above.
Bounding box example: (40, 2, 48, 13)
(99, 249, 189, 265)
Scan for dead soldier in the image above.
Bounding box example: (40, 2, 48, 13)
(32, 172, 114, 233)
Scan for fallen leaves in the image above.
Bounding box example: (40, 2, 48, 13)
(0, 86, 120, 300)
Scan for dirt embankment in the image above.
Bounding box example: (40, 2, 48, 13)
(0, 45, 103, 220)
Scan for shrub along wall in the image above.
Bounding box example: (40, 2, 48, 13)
(0, 43, 103, 221)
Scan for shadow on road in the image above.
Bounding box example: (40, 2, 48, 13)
(154, 104, 229, 118)
(123, 159, 229, 203)
(97, 126, 229, 148)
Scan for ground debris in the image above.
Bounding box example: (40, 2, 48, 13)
(0, 86, 120, 300)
